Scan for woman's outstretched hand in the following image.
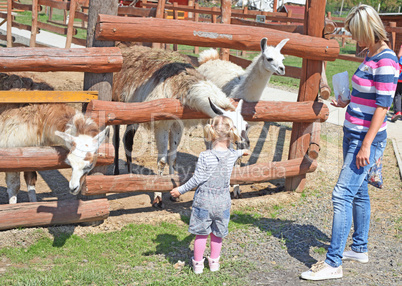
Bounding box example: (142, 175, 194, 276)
(170, 187, 181, 198)
(331, 97, 350, 108)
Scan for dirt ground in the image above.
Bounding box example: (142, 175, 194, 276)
(0, 71, 300, 242)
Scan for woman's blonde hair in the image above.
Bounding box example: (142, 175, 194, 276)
(204, 115, 241, 144)
(345, 4, 388, 47)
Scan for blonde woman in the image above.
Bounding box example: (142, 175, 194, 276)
(171, 115, 250, 274)
(301, 4, 399, 280)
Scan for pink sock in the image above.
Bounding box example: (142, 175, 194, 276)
(210, 233, 222, 259)
(194, 235, 208, 261)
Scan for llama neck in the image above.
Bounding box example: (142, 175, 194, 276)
(232, 55, 273, 102)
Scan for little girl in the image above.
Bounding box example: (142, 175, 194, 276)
(170, 115, 251, 274)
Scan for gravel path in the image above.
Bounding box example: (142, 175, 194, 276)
(222, 190, 401, 286)
(217, 128, 402, 286)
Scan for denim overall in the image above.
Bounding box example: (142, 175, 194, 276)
(188, 150, 232, 238)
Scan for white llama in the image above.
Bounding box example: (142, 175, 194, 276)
(113, 45, 249, 208)
(0, 104, 108, 204)
(198, 37, 289, 101)
(197, 37, 289, 198)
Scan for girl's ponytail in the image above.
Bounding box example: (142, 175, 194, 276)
(229, 126, 241, 144)
(204, 122, 216, 142)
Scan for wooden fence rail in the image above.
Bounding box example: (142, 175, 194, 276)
(0, 198, 110, 231)
(87, 99, 329, 126)
(0, 47, 122, 72)
(0, 143, 114, 172)
(82, 156, 317, 195)
(95, 15, 339, 61)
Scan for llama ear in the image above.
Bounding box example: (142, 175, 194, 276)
(93, 126, 109, 145)
(55, 130, 75, 144)
(208, 97, 224, 116)
(235, 99, 244, 113)
(260, 38, 268, 53)
(276, 38, 289, 52)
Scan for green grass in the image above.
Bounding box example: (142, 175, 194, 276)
(14, 10, 87, 40)
(313, 247, 326, 255)
(0, 222, 252, 286)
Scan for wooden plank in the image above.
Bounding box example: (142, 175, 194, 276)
(13, 1, 35, 11)
(87, 98, 329, 126)
(72, 36, 86, 46)
(0, 90, 98, 103)
(337, 54, 364, 63)
(83, 157, 317, 195)
(0, 143, 114, 172)
(118, 6, 156, 17)
(231, 17, 304, 34)
(0, 47, 122, 73)
(95, 15, 340, 61)
(39, 0, 69, 10)
(0, 199, 109, 231)
(37, 21, 72, 35)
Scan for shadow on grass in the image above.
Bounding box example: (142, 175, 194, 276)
(142, 210, 330, 269)
(143, 232, 195, 265)
(229, 213, 330, 267)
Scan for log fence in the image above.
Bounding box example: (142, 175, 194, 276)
(0, 0, 387, 229)
(0, 5, 123, 228)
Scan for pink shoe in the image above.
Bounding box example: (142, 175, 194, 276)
(207, 256, 220, 272)
(192, 257, 204, 274)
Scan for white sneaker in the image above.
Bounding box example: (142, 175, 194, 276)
(342, 250, 369, 263)
(192, 257, 205, 274)
(301, 261, 343, 281)
(207, 256, 220, 272)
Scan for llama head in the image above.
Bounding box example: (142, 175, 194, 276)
(55, 126, 109, 195)
(209, 98, 249, 149)
(260, 37, 289, 76)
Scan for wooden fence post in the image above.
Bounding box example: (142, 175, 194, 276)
(172, 2, 178, 51)
(220, 0, 231, 61)
(285, 0, 326, 192)
(81, 0, 118, 221)
(65, 0, 78, 48)
(390, 22, 396, 51)
(30, 0, 38, 47)
(153, 0, 165, 49)
(83, 0, 117, 170)
(84, 0, 117, 104)
(6, 0, 12, 47)
(212, 6, 218, 23)
(193, 2, 199, 54)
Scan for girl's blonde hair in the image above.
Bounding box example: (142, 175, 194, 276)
(204, 115, 241, 144)
(344, 4, 388, 47)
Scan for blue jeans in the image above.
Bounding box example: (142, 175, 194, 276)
(325, 134, 386, 267)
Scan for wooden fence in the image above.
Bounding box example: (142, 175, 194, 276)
(0, 0, 336, 229)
